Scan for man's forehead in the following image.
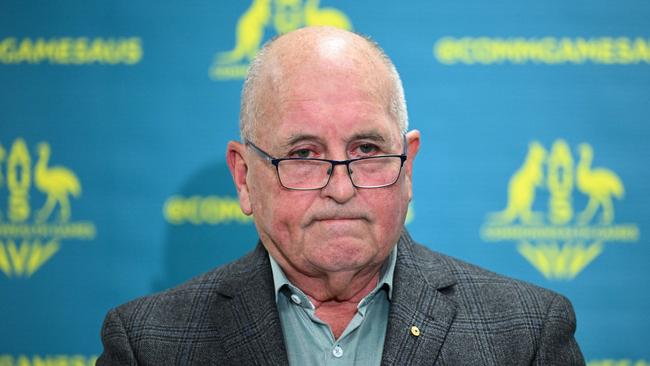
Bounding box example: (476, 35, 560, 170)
(249, 27, 401, 145)
(268, 27, 373, 65)
(263, 31, 389, 94)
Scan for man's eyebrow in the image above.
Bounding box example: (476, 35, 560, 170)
(348, 132, 388, 144)
(281, 134, 324, 149)
(280, 132, 390, 148)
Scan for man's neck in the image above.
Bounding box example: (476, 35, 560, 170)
(303, 270, 381, 340)
(270, 255, 386, 339)
(284, 261, 383, 302)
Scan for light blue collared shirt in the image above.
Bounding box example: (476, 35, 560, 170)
(269, 247, 397, 365)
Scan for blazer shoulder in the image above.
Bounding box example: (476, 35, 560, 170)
(406, 240, 565, 316)
(98, 243, 288, 364)
(109, 244, 268, 329)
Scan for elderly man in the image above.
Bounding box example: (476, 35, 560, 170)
(98, 27, 585, 365)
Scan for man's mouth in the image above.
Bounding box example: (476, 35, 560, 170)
(317, 217, 361, 221)
(310, 214, 368, 226)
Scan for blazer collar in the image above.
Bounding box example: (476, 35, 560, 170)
(214, 231, 458, 365)
(381, 230, 458, 366)
(214, 243, 290, 365)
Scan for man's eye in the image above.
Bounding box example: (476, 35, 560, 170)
(290, 149, 313, 158)
(357, 144, 378, 155)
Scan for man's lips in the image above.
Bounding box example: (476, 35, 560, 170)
(309, 213, 369, 224)
(316, 217, 362, 221)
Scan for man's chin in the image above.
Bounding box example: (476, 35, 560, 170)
(310, 259, 367, 275)
(306, 241, 375, 272)
(305, 219, 372, 243)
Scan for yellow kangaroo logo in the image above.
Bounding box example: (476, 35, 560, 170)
(218, 0, 273, 65)
(218, 0, 351, 65)
(488, 142, 546, 225)
(576, 143, 624, 225)
(211, 0, 352, 79)
(0, 138, 96, 278)
(34, 142, 82, 223)
(481, 139, 637, 280)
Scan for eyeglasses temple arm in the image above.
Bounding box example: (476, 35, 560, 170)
(244, 139, 275, 162)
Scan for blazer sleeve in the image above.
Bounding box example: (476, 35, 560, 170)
(96, 308, 138, 366)
(533, 294, 586, 365)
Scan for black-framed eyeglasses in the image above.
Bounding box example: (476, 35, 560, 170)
(244, 136, 408, 190)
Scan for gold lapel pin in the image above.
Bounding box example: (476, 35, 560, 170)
(410, 325, 421, 337)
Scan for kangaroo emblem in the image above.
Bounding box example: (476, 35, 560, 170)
(488, 142, 546, 225)
(215, 0, 352, 68)
(217, 0, 272, 65)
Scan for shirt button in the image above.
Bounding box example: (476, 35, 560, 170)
(332, 345, 343, 358)
(290, 294, 302, 305)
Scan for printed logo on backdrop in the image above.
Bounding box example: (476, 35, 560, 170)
(0, 139, 96, 278)
(164, 195, 253, 225)
(434, 37, 650, 65)
(0, 37, 142, 65)
(209, 0, 352, 80)
(0, 354, 97, 366)
(480, 140, 639, 280)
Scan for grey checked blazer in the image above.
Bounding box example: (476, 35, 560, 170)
(98, 230, 585, 365)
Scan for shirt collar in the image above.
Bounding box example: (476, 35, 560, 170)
(269, 244, 398, 304)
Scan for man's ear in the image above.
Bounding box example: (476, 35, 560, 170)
(404, 130, 421, 201)
(226, 141, 253, 215)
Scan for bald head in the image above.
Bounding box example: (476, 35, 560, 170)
(240, 27, 408, 141)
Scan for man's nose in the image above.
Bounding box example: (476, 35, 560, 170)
(320, 163, 355, 202)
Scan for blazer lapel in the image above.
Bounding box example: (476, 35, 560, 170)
(381, 232, 458, 366)
(214, 244, 290, 365)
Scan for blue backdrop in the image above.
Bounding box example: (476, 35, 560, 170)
(1, 1, 649, 364)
